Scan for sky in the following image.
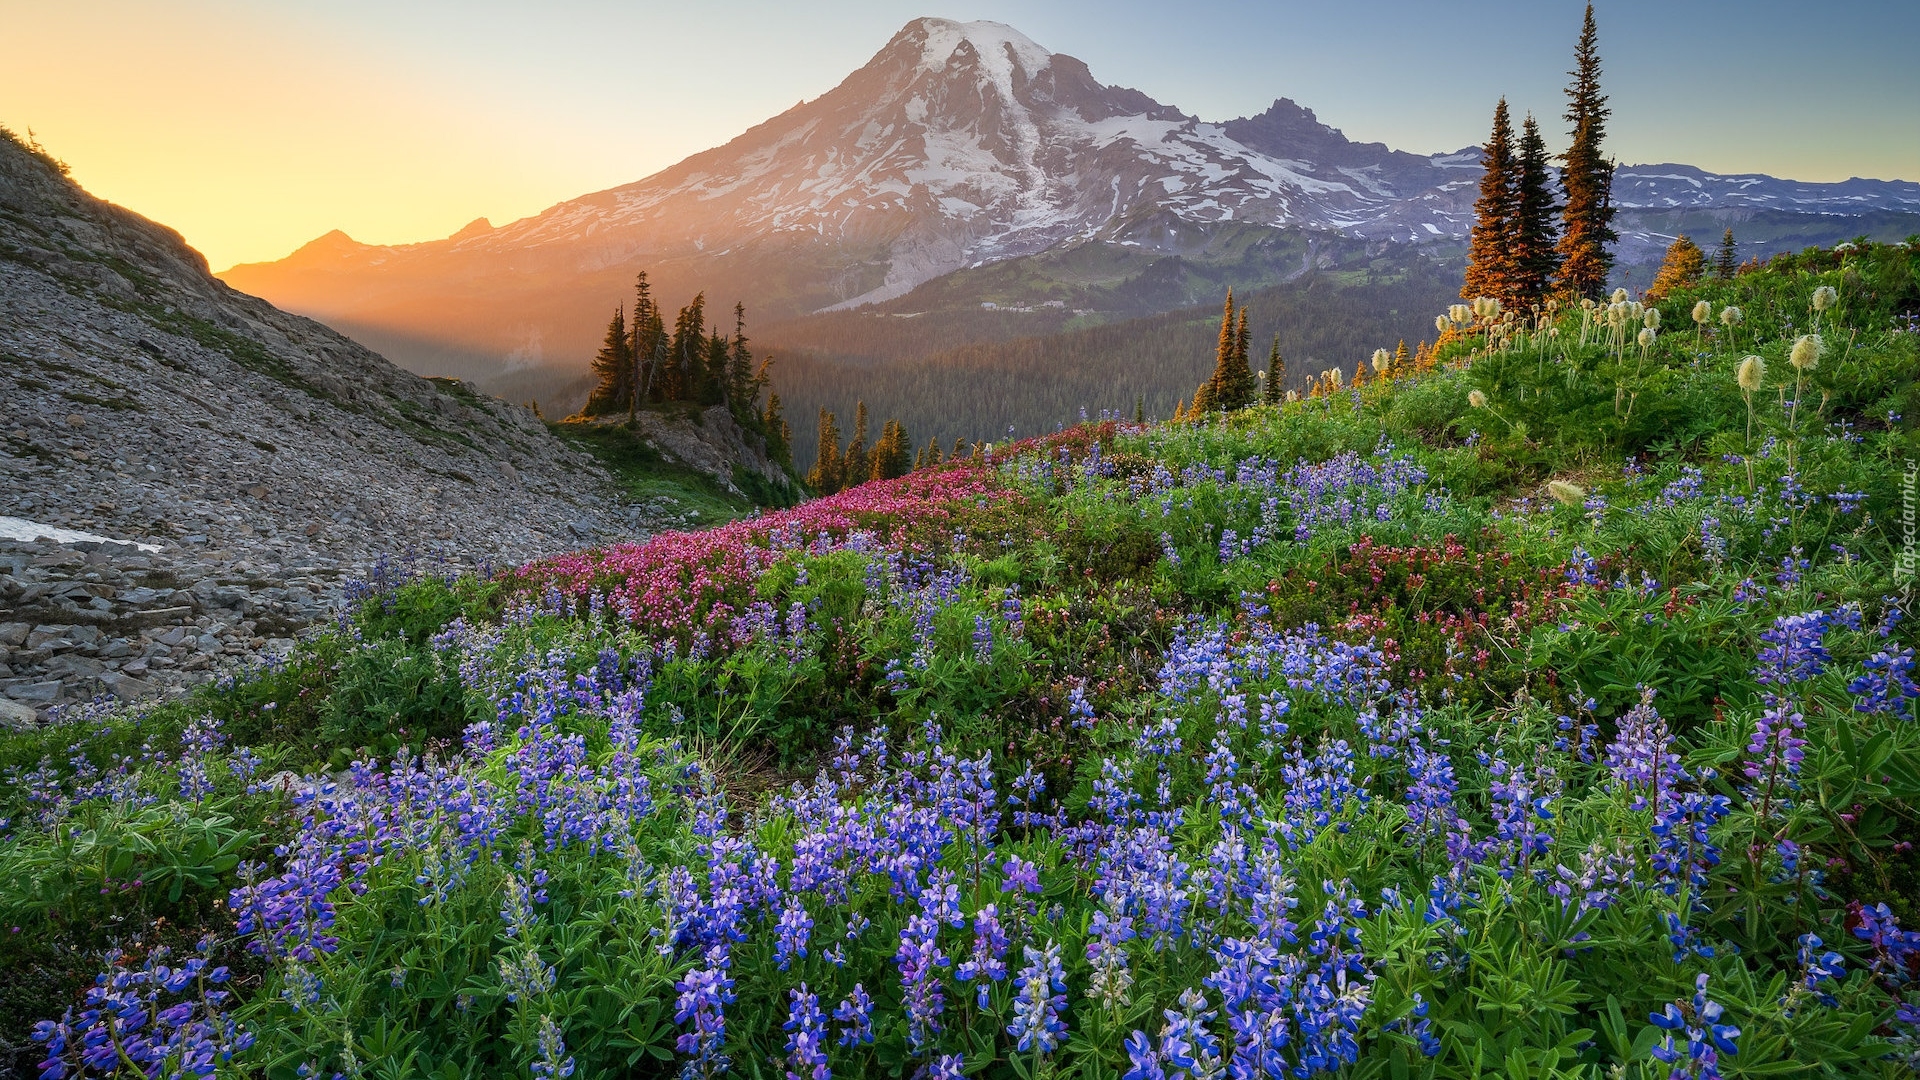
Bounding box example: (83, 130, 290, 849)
(5, 0, 1916, 271)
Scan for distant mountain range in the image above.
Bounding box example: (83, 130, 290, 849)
(218, 17, 1920, 399)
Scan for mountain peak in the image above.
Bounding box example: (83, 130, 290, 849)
(449, 217, 494, 242)
(891, 17, 1053, 79)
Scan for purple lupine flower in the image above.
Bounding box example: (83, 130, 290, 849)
(833, 984, 874, 1047)
(774, 897, 814, 972)
(1755, 609, 1850, 685)
(30, 942, 253, 1080)
(1650, 973, 1739, 1079)
(782, 985, 829, 1080)
(1851, 902, 1920, 982)
(532, 1015, 575, 1080)
(955, 905, 1009, 1008)
(1087, 907, 1136, 1012)
(1796, 934, 1846, 1002)
(1603, 691, 1683, 812)
(1651, 793, 1732, 895)
(1744, 696, 1807, 788)
(673, 959, 736, 1079)
(1850, 646, 1919, 716)
(1008, 942, 1069, 1054)
(1001, 856, 1042, 895)
(894, 914, 949, 1052)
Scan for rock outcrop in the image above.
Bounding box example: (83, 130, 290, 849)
(0, 131, 678, 719)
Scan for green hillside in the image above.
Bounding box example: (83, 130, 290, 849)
(6, 241, 1920, 1079)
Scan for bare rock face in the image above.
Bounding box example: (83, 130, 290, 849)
(612, 406, 795, 498)
(0, 132, 697, 719)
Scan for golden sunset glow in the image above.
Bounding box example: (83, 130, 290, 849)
(0, 3, 645, 270)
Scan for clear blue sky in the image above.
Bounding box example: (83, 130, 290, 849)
(5, 0, 1915, 267)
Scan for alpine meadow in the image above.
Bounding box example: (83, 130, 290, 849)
(3, 6, 1920, 1080)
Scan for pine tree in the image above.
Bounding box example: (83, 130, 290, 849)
(1462, 98, 1519, 305)
(1556, 3, 1617, 300)
(807, 409, 843, 495)
(1645, 234, 1706, 300)
(1134, 396, 1145, 423)
(1352, 355, 1371, 387)
(952, 436, 968, 462)
(1714, 229, 1739, 280)
(842, 400, 870, 485)
(585, 305, 633, 415)
(1264, 336, 1286, 404)
(1511, 113, 1561, 305)
(1393, 339, 1410, 375)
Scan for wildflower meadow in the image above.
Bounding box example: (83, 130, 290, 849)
(5, 241, 1919, 1079)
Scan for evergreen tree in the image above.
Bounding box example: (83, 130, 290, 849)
(1202, 290, 1256, 410)
(1264, 336, 1286, 404)
(664, 294, 707, 402)
(1462, 98, 1519, 305)
(1393, 339, 1410, 373)
(1510, 113, 1561, 305)
(702, 330, 730, 406)
(807, 409, 843, 495)
(1645, 234, 1707, 300)
(1715, 229, 1739, 280)
(585, 305, 633, 415)
(1134, 396, 1145, 423)
(842, 400, 870, 485)
(726, 303, 756, 416)
(952, 436, 968, 462)
(869, 419, 912, 481)
(763, 394, 792, 468)
(628, 272, 663, 414)
(1555, 3, 1616, 300)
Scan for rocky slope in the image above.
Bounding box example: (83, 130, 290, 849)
(0, 131, 675, 721)
(220, 17, 1920, 391)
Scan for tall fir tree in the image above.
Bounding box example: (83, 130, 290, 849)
(870, 418, 912, 481)
(725, 303, 755, 414)
(1510, 113, 1561, 305)
(808, 408, 843, 495)
(1714, 229, 1739, 280)
(1202, 290, 1256, 410)
(664, 294, 708, 402)
(1393, 339, 1410, 373)
(628, 272, 663, 414)
(585, 305, 633, 415)
(1645, 234, 1706, 300)
(1462, 98, 1519, 305)
(1264, 336, 1286, 404)
(762, 394, 792, 467)
(842, 400, 870, 485)
(1555, 3, 1617, 300)
(702, 329, 730, 406)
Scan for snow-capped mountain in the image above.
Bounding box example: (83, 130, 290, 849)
(219, 17, 1920, 382)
